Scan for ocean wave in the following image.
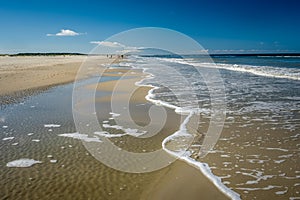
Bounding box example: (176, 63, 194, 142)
(158, 58, 300, 81)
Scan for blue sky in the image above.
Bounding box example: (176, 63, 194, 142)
(0, 0, 299, 54)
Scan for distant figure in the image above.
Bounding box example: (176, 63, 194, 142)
(110, 55, 112, 58)
(121, 55, 124, 58)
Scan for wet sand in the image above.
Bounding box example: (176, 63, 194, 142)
(89, 69, 231, 199)
(143, 161, 229, 200)
(0, 56, 231, 199)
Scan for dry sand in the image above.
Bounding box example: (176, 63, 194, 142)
(0, 55, 120, 96)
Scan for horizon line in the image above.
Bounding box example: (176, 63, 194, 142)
(1, 52, 300, 57)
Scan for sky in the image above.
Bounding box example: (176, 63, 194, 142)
(0, 0, 299, 54)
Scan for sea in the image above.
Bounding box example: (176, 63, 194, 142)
(121, 54, 300, 199)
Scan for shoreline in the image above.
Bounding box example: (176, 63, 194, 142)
(1, 55, 299, 199)
(1, 56, 233, 199)
(129, 64, 239, 199)
(90, 64, 234, 199)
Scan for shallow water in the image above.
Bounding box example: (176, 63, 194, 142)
(0, 73, 194, 200)
(125, 55, 300, 199)
(0, 75, 162, 200)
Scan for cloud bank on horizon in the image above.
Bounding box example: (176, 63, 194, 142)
(90, 41, 125, 48)
(90, 41, 141, 54)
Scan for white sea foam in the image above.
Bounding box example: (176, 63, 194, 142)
(109, 112, 120, 118)
(236, 185, 281, 191)
(282, 96, 300, 101)
(278, 154, 293, 158)
(290, 197, 300, 200)
(102, 124, 123, 129)
(275, 187, 288, 195)
(44, 124, 61, 128)
(102, 123, 146, 137)
(260, 147, 289, 152)
(210, 63, 300, 81)
(134, 68, 194, 115)
(123, 128, 146, 137)
(2, 137, 14, 141)
(94, 131, 126, 138)
(159, 58, 300, 81)
(6, 159, 42, 167)
(274, 159, 285, 164)
(58, 132, 102, 143)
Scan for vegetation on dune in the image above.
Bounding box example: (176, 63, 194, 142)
(7, 53, 86, 56)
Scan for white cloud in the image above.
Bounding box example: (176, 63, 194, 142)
(90, 41, 125, 48)
(47, 29, 83, 36)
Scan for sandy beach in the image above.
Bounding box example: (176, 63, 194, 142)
(0, 55, 231, 199)
(0, 55, 85, 96)
(0, 55, 127, 98)
(2, 55, 298, 199)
